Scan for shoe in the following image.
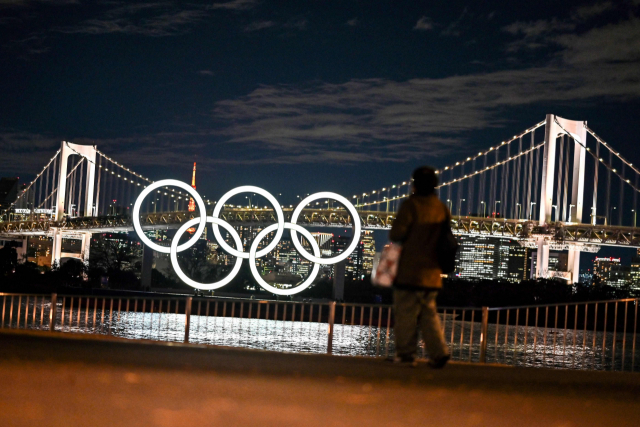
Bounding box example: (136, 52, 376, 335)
(427, 354, 450, 369)
(387, 355, 418, 367)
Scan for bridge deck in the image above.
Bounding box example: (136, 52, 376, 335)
(1, 330, 638, 426)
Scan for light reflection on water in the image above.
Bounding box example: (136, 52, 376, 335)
(2, 298, 638, 372)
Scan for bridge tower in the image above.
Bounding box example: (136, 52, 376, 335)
(51, 142, 97, 267)
(537, 115, 587, 283)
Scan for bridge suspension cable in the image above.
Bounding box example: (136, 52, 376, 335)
(0, 149, 61, 219)
(354, 120, 546, 218)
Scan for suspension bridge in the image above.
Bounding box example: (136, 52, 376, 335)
(2, 114, 639, 284)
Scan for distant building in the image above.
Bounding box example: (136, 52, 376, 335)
(593, 257, 630, 287)
(332, 234, 364, 280)
(504, 241, 529, 282)
(455, 235, 498, 279)
(362, 231, 376, 274)
(630, 249, 640, 289)
(454, 235, 528, 282)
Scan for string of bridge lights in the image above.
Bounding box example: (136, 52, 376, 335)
(0, 149, 61, 217)
(96, 150, 221, 206)
(435, 142, 545, 189)
(551, 119, 640, 196)
(355, 119, 546, 207)
(96, 152, 313, 211)
(29, 155, 89, 213)
(355, 140, 545, 209)
(585, 125, 640, 189)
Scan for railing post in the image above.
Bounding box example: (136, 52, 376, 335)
(184, 297, 192, 343)
(479, 306, 489, 363)
(327, 301, 336, 354)
(49, 293, 57, 333)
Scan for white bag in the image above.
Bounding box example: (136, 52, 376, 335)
(371, 243, 402, 288)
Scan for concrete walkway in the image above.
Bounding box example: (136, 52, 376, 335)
(1, 330, 639, 426)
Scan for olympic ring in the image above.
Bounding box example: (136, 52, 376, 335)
(171, 217, 243, 290)
(132, 183, 361, 294)
(133, 179, 207, 254)
(290, 192, 361, 265)
(249, 223, 321, 296)
(211, 186, 285, 259)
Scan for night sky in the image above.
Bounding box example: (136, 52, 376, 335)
(2, 1, 640, 262)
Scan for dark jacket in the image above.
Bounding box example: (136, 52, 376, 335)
(389, 194, 450, 289)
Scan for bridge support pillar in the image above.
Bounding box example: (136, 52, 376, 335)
(333, 260, 345, 301)
(567, 249, 580, 284)
(15, 238, 28, 263)
(55, 142, 97, 221)
(51, 228, 62, 268)
(537, 114, 587, 284)
(141, 244, 154, 291)
(80, 232, 92, 265)
(535, 239, 549, 279)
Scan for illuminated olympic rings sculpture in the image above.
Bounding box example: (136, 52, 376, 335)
(132, 180, 362, 295)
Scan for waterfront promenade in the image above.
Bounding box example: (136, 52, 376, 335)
(1, 330, 639, 426)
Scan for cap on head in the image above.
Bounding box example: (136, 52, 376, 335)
(412, 166, 438, 195)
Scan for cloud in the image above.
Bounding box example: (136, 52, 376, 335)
(503, 18, 576, 51)
(503, 2, 637, 53)
(211, 64, 639, 153)
(55, 6, 207, 37)
(572, 1, 613, 21)
(441, 8, 468, 37)
(209, 13, 640, 165)
(209, 0, 258, 11)
(555, 17, 640, 65)
(243, 20, 275, 32)
(5, 8, 640, 170)
(0, 0, 78, 6)
(9, 14, 640, 170)
(413, 16, 433, 31)
(346, 18, 358, 27)
(0, 132, 65, 174)
(284, 18, 307, 30)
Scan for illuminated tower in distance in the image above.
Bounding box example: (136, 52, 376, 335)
(188, 162, 196, 212)
(187, 162, 198, 234)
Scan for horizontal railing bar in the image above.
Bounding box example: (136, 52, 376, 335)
(488, 298, 639, 311)
(2, 291, 637, 317)
(0, 293, 52, 297)
(438, 306, 484, 311)
(337, 302, 393, 309)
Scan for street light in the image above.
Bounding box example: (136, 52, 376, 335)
(569, 204, 575, 222)
(609, 206, 617, 226)
(446, 199, 452, 212)
(494, 200, 501, 219)
(552, 204, 558, 221)
(529, 202, 537, 220)
(516, 203, 522, 219)
(480, 201, 486, 217)
(458, 198, 466, 218)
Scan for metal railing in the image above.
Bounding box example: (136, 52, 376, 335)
(1, 292, 638, 371)
(485, 299, 639, 371)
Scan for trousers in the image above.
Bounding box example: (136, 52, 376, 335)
(393, 288, 449, 360)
